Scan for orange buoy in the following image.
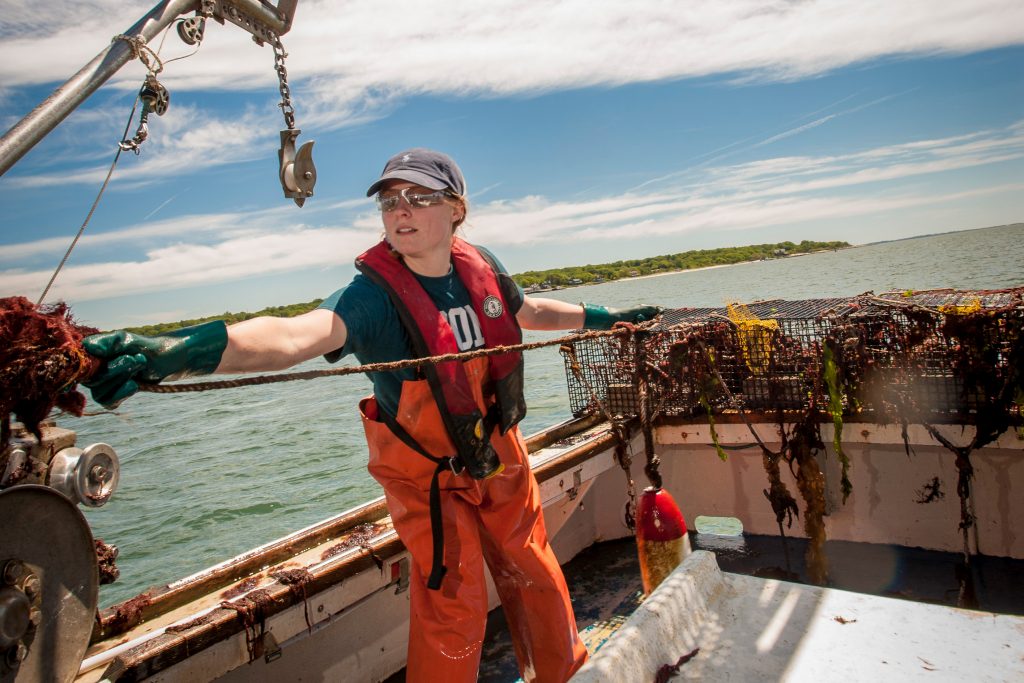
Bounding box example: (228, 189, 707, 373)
(635, 486, 691, 595)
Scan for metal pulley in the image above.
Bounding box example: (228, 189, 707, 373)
(0, 486, 98, 683)
(279, 129, 316, 206)
(176, 16, 206, 45)
(119, 75, 169, 153)
(47, 443, 119, 508)
(139, 75, 170, 116)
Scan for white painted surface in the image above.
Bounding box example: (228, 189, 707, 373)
(656, 422, 1024, 558)
(573, 550, 1024, 682)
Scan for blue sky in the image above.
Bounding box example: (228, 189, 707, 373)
(1, 0, 1022, 329)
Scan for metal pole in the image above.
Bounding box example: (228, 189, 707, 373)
(0, 0, 198, 177)
(0, 0, 292, 177)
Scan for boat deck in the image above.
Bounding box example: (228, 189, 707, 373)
(574, 550, 1024, 682)
(474, 532, 1024, 682)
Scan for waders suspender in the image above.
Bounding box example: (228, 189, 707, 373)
(379, 405, 499, 589)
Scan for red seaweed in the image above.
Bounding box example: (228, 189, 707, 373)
(0, 296, 100, 451)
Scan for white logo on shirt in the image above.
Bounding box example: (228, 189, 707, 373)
(445, 305, 485, 351)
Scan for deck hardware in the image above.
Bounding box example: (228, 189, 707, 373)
(0, 448, 29, 487)
(2, 561, 25, 587)
(119, 75, 170, 154)
(48, 443, 120, 508)
(392, 557, 411, 594)
(176, 16, 206, 45)
(565, 468, 583, 501)
(0, 486, 97, 681)
(271, 31, 316, 206)
(262, 630, 282, 663)
(0, 584, 31, 649)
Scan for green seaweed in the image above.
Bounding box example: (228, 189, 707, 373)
(822, 343, 852, 502)
(700, 393, 729, 462)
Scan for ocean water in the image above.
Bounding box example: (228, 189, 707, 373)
(66, 223, 1024, 607)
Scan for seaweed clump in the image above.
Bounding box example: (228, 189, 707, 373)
(0, 296, 100, 451)
(656, 289, 1024, 586)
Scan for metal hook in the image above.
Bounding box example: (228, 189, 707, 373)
(278, 129, 316, 207)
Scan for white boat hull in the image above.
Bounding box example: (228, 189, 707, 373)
(74, 416, 1024, 682)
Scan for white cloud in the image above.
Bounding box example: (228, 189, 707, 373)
(467, 120, 1024, 246)
(3, 0, 1022, 134)
(5, 118, 1020, 302)
(5, 104, 271, 188)
(2, 224, 370, 302)
(5, 1, 1020, 189)
(0, 198, 361, 262)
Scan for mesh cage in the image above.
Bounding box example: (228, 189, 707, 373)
(561, 288, 1024, 421)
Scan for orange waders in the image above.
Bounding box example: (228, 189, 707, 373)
(360, 357, 588, 683)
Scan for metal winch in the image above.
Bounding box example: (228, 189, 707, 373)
(0, 422, 119, 682)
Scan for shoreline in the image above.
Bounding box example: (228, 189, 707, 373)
(544, 247, 848, 290)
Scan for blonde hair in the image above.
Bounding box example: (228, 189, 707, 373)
(448, 194, 468, 231)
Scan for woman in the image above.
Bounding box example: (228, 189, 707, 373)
(84, 148, 660, 682)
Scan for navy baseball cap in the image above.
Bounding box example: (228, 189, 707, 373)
(365, 148, 466, 197)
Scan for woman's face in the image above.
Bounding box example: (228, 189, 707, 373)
(379, 180, 463, 264)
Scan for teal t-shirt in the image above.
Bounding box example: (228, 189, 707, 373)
(318, 247, 522, 419)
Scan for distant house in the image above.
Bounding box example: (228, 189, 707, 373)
(774, 248, 788, 257)
(629, 270, 640, 277)
(569, 278, 583, 285)
(594, 277, 605, 283)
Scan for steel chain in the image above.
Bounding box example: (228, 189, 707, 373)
(270, 33, 295, 130)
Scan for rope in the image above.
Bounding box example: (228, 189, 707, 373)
(37, 101, 139, 305)
(112, 34, 165, 75)
(37, 29, 188, 305)
(136, 327, 633, 394)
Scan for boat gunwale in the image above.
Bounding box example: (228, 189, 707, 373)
(89, 414, 608, 647)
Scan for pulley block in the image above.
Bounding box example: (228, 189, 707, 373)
(176, 16, 206, 46)
(278, 129, 316, 207)
(47, 443, 120, 508)
(139, 76, 170, 117)
(0, 486, 98, 683)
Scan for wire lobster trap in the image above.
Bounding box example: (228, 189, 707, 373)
(561, 289, 1024, 421)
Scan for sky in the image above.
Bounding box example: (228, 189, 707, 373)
(1, 0, 1022, 329)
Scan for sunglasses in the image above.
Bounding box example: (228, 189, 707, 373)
(376, 187, 454, 213)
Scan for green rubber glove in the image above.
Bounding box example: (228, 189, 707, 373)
(82, 320, 228, 408)
(581, 303, 663, 330)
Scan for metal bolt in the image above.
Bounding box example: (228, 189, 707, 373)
(21, 576, 39, 601)
(89, 464, 109, 484)
(2, 562, 23, 586)
(6, 642, 27, 666)
(303, 171, 312, 179)
(28, 608, 41, 628)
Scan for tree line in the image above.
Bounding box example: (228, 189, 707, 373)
(125, 239, 848, 334)
(126, 300, 324, 336)
(513, 239, 848, 288)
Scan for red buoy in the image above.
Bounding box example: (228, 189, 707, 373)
(635, 486, 691, 595)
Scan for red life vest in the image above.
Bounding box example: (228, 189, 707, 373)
(355, 238, 526, 477)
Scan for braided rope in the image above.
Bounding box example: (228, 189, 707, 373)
(137, 327, 634, 394)
(112, 34, 165, 75)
